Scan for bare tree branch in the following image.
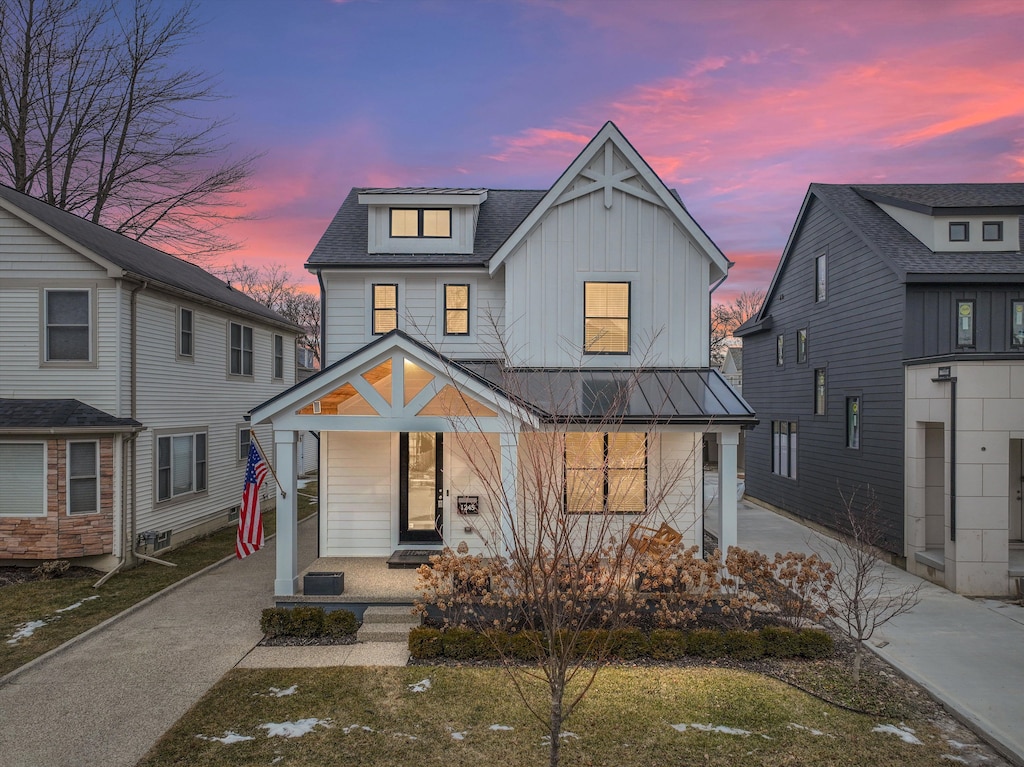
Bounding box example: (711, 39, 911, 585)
(710, 289, 764, 366)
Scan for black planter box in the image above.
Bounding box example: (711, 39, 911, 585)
(303, 571, 344, 596)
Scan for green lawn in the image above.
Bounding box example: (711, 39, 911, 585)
(137, 665, 971, 767)
(0, 482, 318, 678)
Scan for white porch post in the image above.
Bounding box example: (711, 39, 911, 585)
(499, 431, 519, 558)
(717, 429, 739, 555)
(274, 429, 299, 596)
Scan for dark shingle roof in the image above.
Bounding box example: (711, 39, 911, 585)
(810, 184, 1024, 278)
(306, 188, 547, 268)
(0, 399, 142, 431)
(853, 184, 1024, 213)
(0, 184, 299, 331)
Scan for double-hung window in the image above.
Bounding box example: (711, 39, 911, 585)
(772, 421, 797, 479)
(67, 441, 98, 515)
(444, 284, 470, 335)
(584, 282, 630, 354)
(565, 432, 646, 514)
(45, 289, 90, 361)
(373, 284, 398, 334)
(157, 432, 207, 502)
(273, 334, 284, 379)
(179, 308, 194, 357)
(390, 208, 451, 238)
(229, 322, 253, 376)
(0, 443, 46, 516)
(956, 300, 975, 348)
(238, 427, 251, 462)
(1012, 301, 1024, 347)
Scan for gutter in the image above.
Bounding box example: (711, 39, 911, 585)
(317, 269, 326, 367)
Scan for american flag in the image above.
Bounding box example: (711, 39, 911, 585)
(236, 441, 268, 558)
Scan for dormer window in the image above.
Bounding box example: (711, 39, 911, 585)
(949, 222, 969, 242)
(390, 208, 451, 238)
(982, 221, 1003, 242)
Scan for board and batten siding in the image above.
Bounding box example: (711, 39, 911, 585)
(906, 286, 1024, 358)
(321, 269, 505, 364)
(323, 430, 394, 556)
(502, 180, 710, 368)
(742, 195, 907, 553)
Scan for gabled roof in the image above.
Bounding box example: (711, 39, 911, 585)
(487, 121, 730, 280)
(854, 184, 1024, 215)
(0, 184, 299, 332)
(0, 399, 142, 433)
(306, 188, 546, 268)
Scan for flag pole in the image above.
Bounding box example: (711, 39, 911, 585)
(250, 429, 286, 498)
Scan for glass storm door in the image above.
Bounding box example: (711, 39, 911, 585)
(400, 432, 443, 544)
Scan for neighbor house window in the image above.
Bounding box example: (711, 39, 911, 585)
(846, 397, 861, 449)
(390, 208, 451, 238)
(565, 432, 646, 514)
(0, 442, 46, 516)
(983, 221, 1003, 242)
(776, 334, 784, 366)
(156, 432, 207, 502)
(814, 368, 827, 415)
(229, 322, 253, 376)
(178, 308, 193, 357)
(238, 427, 251, 462)
(45, 289, 90, 361)
(584, 282, 630, 354)
(797, 329, 807, 363)
(949, 222, 969, 242)
(956, 300, 975, 347)
(444, 284, 470, 335)
(772, 421, 797, 479)
(67, 441, 98, 515)
(372, 284, 398, 334)
(1012, 301, 1024, 347)
(815, 255, 827, 302)
(273, 334, 284, 379)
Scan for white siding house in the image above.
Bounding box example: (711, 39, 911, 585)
(252, 122, 755, 596)
(0, 185, 300, 570)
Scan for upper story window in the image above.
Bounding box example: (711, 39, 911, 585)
(178, 307, 193, 358)
(390, 208, 451, 238)
(956, 300, 975, 348)
(67, 441, 98, 515)
(444, 284, 470, 335)
(1012, 301, 1024, 347)
(949, 222, 970, 242)
(0, 442, 46, 517)
(238, 426, 251, 462)
(814, 368, 826, 415)
(229, 322, 253, 376)
(45, 289, 90, 361)
(273, 334, 284, 379)
(814, 254, 827, 302)
(776, 334, 784, 366)
(373, 284, 398, 334)
(156, 431, 207, 502)
(846, 397, 861, 449)
(584, 282, 630, 354)
(983, 221, 1003, 242)
(565, 432, 646, 514)
(797, 329, 807, 363)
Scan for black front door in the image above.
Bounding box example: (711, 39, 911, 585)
(399, 432, 443, 543)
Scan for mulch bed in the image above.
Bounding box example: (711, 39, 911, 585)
(0, 565, 100, 588)
(257, 634, 359, 647)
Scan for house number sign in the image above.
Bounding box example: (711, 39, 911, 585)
(457, 496, 479, 515)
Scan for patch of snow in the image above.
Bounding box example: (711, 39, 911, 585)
(393, 732, 418, 741)
(489, 724, 514, 731)
(872, 724, 923, 745)
(670, 723, 753, 736)
(788, 723, 827, 736)
(941, 756, 969, 764)
(55, 595, 99, 613)
(6, 620, 46, 645)
(271, 758, 283, 765)
(268, 685, 297, 697)
(195, 731, 254, 744)
(451, 731, 468, 741)
(541, 731, 580, 744)
(408, 678, 431, 693)
(260, 718, 332, 738)
(342, 724, 374, 735)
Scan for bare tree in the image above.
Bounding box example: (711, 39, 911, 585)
(710, 289, 764, 366)
(816, 487, 922, 683)
(0, 0, 256, 260)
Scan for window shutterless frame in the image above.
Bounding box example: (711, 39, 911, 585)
(846, 397, 861, 449)
(956, 300, 975, 348)
(797, 328, 807, 363)
(1012, 300, 1024, 347)
(814, 254, 827, 302)
(949, 222, 970, 242)
(372, 284, 398, 334)
(229, 322, 253, 375)
(44, 289, 91, 361)
(67, 440, 99, 515)
(444, 284, 470, 335)
(564, 432, 647, 514)
(389, 208, 452, 238)
(238, 426, 251, 462)
(178, 307, 193, 357)
(273, 334, 284, 379)
(814, 368, 826, 415)
(983, 221, 1003, 242)
(776, 334, 784, 366)
(0, 442, 47, 517)
(771, 421, 797, 479)
(583, 282, 630, 354)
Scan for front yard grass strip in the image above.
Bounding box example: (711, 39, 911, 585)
(136, 666, 966, 767)
(0, 483, 318, 678)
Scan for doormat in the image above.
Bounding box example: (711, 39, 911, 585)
(386, 550, 440, 569)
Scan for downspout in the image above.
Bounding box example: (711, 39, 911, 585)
(316, 268, 326, 561)
(94, 430, 139, 588)
(316, 269, 326, 368)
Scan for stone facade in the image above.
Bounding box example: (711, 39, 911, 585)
(0, 437, 115, 561)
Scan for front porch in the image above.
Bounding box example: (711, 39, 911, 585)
(276, 556, 423, 620)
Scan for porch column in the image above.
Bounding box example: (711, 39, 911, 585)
(499, 431, 519, 558)
(717, 429, 739, 555)
(274, 429, 299, 596)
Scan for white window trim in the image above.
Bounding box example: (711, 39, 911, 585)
(228, 321, 254, 377)
(272, 334, 284, 379)
(42, 287, 94, 365)
(0, 441, 47, 517)
(178, 306, 194, 360)
(156, 431, 208, 503)
(67, 440, 99, 516)
(238, 425, 252, 463)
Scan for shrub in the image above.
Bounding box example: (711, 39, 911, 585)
(442, 626, 481, 659)
(609, 628, 648, 660)
(649, 629, 688, 660)
(796, 628, 834, 659)
(324, 609, 359, 637)
(33, 559, 71, 580)
(508, 630, 544, 660)
(761, 626, 800, 658)
(723, 629, 764, 660)
(574, 629, 609, 660)
(408, 627, 442, 659)
(687, 629, 726, 658)
(289, 606, 326, 637)
(260, 607, 292, 638)
(478, 629, 508, 659)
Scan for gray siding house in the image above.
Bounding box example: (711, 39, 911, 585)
(737, 183, 1024, 596)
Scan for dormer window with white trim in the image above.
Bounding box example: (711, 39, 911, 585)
(949, 222, 969, 242)
(390, 208, 451, 238)
(982, 221, 1003, 242)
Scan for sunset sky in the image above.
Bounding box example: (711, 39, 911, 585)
(182, 0, 1024, 301)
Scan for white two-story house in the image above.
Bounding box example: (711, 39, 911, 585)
(252, 122, 755, 596)
(0, 184, 300, 571)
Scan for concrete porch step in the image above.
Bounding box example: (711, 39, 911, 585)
(362, 606, 419, 624)
(357, 605, 420, 643)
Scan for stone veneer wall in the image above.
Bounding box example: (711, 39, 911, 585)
(0, 436, 115, 560)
